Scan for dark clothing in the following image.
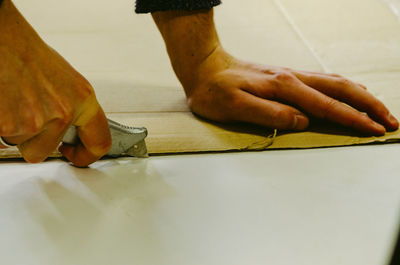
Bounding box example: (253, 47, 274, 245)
(135, 0, 221, 13)
(0, 1, 220, 13)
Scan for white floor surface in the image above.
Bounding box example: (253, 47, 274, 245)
(1, 145, 400, 265)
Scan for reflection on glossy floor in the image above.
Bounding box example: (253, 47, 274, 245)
(1, 145, 400, 265)
(1, 0, 400, 264)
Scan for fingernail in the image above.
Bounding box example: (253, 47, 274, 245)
(388, 113, 399, 127)
(293, 115, 309, 130)
(372, 122, 386, 135)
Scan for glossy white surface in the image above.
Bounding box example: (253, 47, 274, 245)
(1, 145, 400, 265)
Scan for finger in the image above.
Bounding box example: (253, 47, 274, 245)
(18, 119, 69, 163)
(293, 71, 399, 130)
(0, 137, 15, 149)
(59, 107, 111, 168)
(273, 74, 386, 135)
(293, 70, 367, 90)
(230, 90, 309, 130)
(3, 133, 38, 146)
(0, 118, 41, 148)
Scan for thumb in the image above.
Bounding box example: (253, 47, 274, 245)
(59, 105, 111, 167)
(233, 90, 309, 130)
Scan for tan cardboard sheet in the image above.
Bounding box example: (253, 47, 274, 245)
(1, 0, 400, 158)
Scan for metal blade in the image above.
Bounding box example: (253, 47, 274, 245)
(62, 119, 148, 157)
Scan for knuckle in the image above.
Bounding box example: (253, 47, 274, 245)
(59, 107, 74, 124)
(264, 67, 291, 74)
(335, 77, 352, 88)
(25, 116, 45, 135)
(272, 72, 297, 90)
(330, 73, 342, 78)
(18, 105, 46, 135)
(25, 125, 41, 135)
(280, 67, 292, 72)
(52, 101, 74, 125)
(358, 83, 367, 90)
(274, 72, 295, 82)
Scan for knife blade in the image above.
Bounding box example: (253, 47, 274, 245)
(62, 119, 148, 157)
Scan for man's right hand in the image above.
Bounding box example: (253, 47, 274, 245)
(0, 0, 111, 167)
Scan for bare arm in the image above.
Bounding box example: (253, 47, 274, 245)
(0, 0, 111, 166)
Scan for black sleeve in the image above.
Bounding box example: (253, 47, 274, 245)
(0, 0, 3, 6)
(135, 0, 221, 14)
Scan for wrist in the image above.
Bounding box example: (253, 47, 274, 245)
(152, 9, 223, 94)
(179, 45, 237, 95)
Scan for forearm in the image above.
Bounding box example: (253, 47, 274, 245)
(152, 9, 223, 95)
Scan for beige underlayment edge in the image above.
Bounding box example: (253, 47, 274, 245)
(1, 112, 400, 159)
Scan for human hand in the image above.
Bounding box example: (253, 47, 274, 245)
(152, 9, 398, 135)
(184, 47, 399, 135)
(0, 0, 111, 166)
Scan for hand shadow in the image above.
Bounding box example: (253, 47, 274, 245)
(18, 159, 176, 265)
